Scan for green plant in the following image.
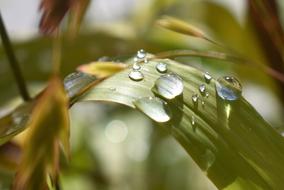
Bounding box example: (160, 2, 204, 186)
(0, 0, 284, 190)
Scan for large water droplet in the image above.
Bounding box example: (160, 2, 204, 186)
(156, 62, 167, 73)
(215, 76, 242, 101)
(129, 70, 144, 81)
(154, 73, 184, 99)
(204, 72, 212, 83)
(137, 49, 146, 59)
(199, 84, 206, 95)
(134, 97, 171, 123)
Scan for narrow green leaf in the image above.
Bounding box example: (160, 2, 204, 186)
(76, 58, 284, 190)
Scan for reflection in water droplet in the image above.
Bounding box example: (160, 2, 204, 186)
(192, 94, 199, 103)
(156, 62, 167, 73)
(134, 97, 171, 123)
(154, 73, 184, 99)
(137, 49, 146, 59)
(215, 76, 242, 101)
(204, 72, 212, 83)
(199, 84, 206, 95)
(129, 70, 144, 81)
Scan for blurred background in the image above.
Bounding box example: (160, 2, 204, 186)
(0, 0, 284, 189)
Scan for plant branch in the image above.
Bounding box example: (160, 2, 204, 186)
(0, 13, 30, 101)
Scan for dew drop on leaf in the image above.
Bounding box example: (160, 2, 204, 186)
(204, 72, 212, 83)
(192, 93, 199, 103)
(156, 62, 167, 73)
(132, 63, 141, 70)
(134, 97, 171, 123)
(136, 49, 146, 59)
(199, 84, 206, 94)
(215, 76, 242, 101)
(129, 70, 144, 81)
(154, 73, 183, 99)
(205, 92, 209, 98)
(191, 116, 195, 125)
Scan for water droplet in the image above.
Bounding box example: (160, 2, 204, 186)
(134, 97, 171, 123)
(205, 92, 209, 98)
(129, 70, 144, 81)
(98, 56, 111, 62)
(156, 62, 167, 73)
(191, 116, 195, 125)
(201, 101, 205, 106)
(215, 76, 242, 101)
(137, 49, 146, 59)
(192, 94, 199, 103)
(204, 72, 212, 83)
(132, 63, 141, 70)
(154, 73, 183, 99)
(144, 57, 148, 63)
(199, 84, 206, 94)
(133, 57, 138, 62)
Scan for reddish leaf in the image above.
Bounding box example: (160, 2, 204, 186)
(39, 0, 72, 34)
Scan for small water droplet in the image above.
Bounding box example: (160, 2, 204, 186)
(98, 56, 111, 62)
(204, 72, 212, 83)
(192, 94, 199, 103)
(133, 57, 138, 62)
(137, 49, 146, 59)
(215, 76, 242, 101)
(132, 63, 141, 70)
(199, 84, 206, 94)
(201, 101, 205, 106)
(205, 92, 209, 98)
(144, 57, 148, 63)
(156, 62, 167, 73)
(191, 116, 195, 125)
(134, 97, 171, 123)
(129, 70, 144, 81)
(154, 73, 184, 99)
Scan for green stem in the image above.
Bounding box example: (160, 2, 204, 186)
(0, 13, 30, 101)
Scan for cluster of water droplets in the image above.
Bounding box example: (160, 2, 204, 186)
(129, 49, 147, 81)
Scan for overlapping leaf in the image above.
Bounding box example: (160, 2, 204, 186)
(12, 76, 69, 190)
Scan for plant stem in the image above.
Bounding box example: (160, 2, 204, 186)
(0, 13, 30, 101)
(52, 31, 62, 75)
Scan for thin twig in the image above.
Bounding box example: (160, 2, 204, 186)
(0, 13, 30, 101)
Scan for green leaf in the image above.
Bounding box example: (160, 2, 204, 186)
(74, 58, 284, 190)
(0, 102, 34, 145)
(12, 76, 69, 190)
